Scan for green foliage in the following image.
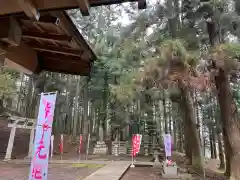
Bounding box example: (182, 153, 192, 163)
(212, 43, 240, 71)
(231, 83, 240, 112)
(0, 71, 16, 98)
(217, 43, 240, 59)
(160, 39, 188, 64)
(110, 71, 138, 104)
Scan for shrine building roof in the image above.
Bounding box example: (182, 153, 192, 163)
(0, 0, 146, 75)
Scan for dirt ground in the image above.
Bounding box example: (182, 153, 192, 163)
(0, 163, 102, 180)
(121, 166, 161, 180)
(121, 167, 228, 180)
(121, 152, 228, 180)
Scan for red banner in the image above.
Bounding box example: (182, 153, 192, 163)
(132, 134, 141, 157)
(60, 135, 63, 155)
(79, 135, 83, 153)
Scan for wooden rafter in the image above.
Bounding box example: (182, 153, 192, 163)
(0, 10, 97, 75)
(39, 52, 89, 63)
(41, 60, 90, 75)
(21, 15, 60, 25)
(0, 17, 22, 46)
(16, 0, 40, 20)
(28, 43, 83, 56)
(22, 32, 72, 42)
(77, 0, 90, 16)
(44, 57, 90, 68)
(53, 11, 96, 61)
(38, 15, 60, 25)
(4, 42, 38, 74)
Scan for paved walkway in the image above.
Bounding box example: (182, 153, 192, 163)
(84, 163, 129, 180)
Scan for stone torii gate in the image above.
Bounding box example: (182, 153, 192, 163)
(4, 116, 36, 161)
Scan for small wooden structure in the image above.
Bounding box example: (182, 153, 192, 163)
(4, 116, 36, 160)
(0, 0, 146, 75)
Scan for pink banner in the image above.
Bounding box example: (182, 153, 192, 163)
(29, 92, 57, 180)
(163, 134, 172, 157)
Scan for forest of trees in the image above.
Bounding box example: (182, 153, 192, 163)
(2, 0, 240, 179)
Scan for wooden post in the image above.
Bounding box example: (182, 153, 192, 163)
(4, 127, 16, 161)
(28, 128, 35, 158)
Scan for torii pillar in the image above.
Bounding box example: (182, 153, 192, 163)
(4, 126, 16, 161)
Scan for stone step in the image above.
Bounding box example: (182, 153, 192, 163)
(112, 146, 127, 155)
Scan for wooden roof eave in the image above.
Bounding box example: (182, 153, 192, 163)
(55, 11, 97, 62)
(0, 12, 95, 75)
(0, 0, 146, 17)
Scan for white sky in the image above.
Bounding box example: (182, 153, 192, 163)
(120, 0, 161, 25)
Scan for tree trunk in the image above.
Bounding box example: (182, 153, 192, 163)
(195, 90, 201, 138)
(209, 126, 214, 159)
(177, 117, 184, 153)
(101, 72, 108, 141)
(0, 98, 3, 114)
(223, 132, 231, 177)
(82, 78, 89, 153)
(215, 68, 240, 179)
(168, 101, 172, 134)
(163, 91, 168, 133)
(217, 132, 225, 169)
(25, 75, 33, 117)
(157, 100, 163, 145)
(16, 73, 24, 113)
(173, 118, 177, 149)
(210, 94, 217, 159)
(73, 77, 81, 139)
(178, 102, 192, 162)
(88, 101, 94, 154)
(180, 86, 204, 174)
(212, 127, 217, 159)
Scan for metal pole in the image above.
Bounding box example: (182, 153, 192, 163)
(130, 134, 135, 168)
(130, 154, 135, 168)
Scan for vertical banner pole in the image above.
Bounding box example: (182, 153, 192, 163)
(131, 154, 134, 167)
(60, 134, 63, 163)
(50, 135, 54, 161)
(78, 135, 82, 163)
(130, 134, 135, 168)
(28, 92, 57, 180)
